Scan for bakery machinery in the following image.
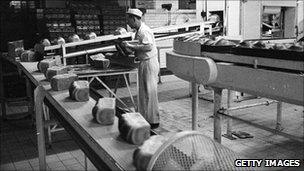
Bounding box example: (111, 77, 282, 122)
(166, 33, 303, 143)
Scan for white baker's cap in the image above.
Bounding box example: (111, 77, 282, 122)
(126, 8, 142, 18)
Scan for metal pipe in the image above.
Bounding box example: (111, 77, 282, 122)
(276, 101, 283, 130)
(191, 82, 198, 130)
(62, 44, 67, 66)
(45, 44, 61, 51)
(64, 34, 130, 48)
(214, 88, 223, 143)
(227, 100, 277, 111)
(151, 21, 213, 33)
(226, 90, 233, 136)
(155, 30, 206, 41)
(63, 46, 116, 59)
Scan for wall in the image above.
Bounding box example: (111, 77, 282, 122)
(206, 0, 224, 13)
(144, 9, 197, 28)
(226, 0, 241, 39)
(297, 0, 303, 40)
(141, 0, 197, 28)
(284, 7, 296, 38)
(262, 0, 296, 7)
(242, 0, 262, 39)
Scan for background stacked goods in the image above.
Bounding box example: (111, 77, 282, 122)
(43, 8, 75, 41)
(100, 7, 127, 35)
(69, 1, 101, 38)
(8, 40, 25, 61)
(0, 1, 38, 51)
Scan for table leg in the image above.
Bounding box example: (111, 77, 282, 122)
(157, 48, 162, 84)
(191, 82, 198, 130)
(113, 75, 121, 97)
(0, 59, 6, 120)
(26, 78, 34, 123)
(43, 104, 52, 147)
(213, 87, 223, 143)
(222, 89, 236, 140)
(123, 74, 136, 110)
(136, 72, 139, 112)
(34, 85, 46, 170)
(276, 101, 283, 131)
(85, 155, 88, 171)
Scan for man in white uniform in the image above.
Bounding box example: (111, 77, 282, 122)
(122, 8, 160, 129)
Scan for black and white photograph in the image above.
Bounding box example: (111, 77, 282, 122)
(0, 0, 303, 170)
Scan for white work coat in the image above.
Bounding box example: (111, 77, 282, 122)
(134, 23, 160, 124)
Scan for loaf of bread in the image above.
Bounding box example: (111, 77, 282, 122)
(45, 66, 68, 81)
(50, 73, 78, 91)
(89, 53, 110, 69)
(118, 112, 151, 145)
(203, 39, 215, 46)
(92, 97, 116, 125)
(20, 50, 35, 62)
(252, 41, 265, 49)
(69, 80, 90, 102)
(214, 38, 236, 46)
(93, 58, 110, 69)
(38, 59, 57, 74)
(288, 43, 304, 51)
(272, 43, 287, 50)
(42, 39, 51, 47)
(133, 135, 167, 171)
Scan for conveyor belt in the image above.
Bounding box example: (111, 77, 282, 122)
(67, 64, 135, 76)
(173, 39, 304, 72)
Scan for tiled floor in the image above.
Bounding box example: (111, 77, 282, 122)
(1, 75, 304, 171)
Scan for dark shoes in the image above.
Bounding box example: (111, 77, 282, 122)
(150, 123, 160, 129)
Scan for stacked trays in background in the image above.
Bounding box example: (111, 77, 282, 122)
(44, 8, 75, 42)
(69, 1, 101, 38)
(100, 7, 127, 35)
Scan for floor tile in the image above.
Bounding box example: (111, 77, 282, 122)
(0, 163, 16, 170)
(61, 158, 79, 166)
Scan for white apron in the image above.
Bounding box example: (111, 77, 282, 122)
(138, 57, 160, 124)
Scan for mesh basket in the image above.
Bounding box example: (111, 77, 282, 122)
(147, 131, 252, 171)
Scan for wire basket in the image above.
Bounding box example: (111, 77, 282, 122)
(147, 131, 251, 171)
